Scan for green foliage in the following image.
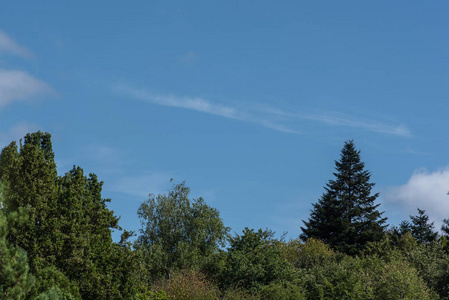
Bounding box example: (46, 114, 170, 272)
(0, 132, 59, 272)
(108, 240, 147, 298)
(36, 286, 74, 300)
(259, 282, 305, 300)
(136, 181, 229, 279)
(295, 252, 436, 299)
(2, 132, 449, 299)
(398, 241, 449, 299)
(221, 289, 260, 300)
(0, 181, 76, 300)
(277, 234, 437, 299)
(362, 233, 446, 299)
(301, 140, 387, 255)
(299, 256, 372, 299)
(135, 290, 168, 300)
(0, 132, 140, 299)
(363, 231, 418, 259)
(399, 208, 438, 244)
(32, 265, 80, 300)
(281, 238, 336, 269)
(442, 219, 449, 237)
(392, 231, 419, 253)
(220, 228, 293, 293)
(0, 203, 35, 299)
(151, 269, 220, 300)
(367, 257, 435, 300)
(54, 166, 129, 299)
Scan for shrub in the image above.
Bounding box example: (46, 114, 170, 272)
(301, 256, 371, 299)
(220, 228, 293, 293)
(151, 269, 220, 300)
(259, 282, 305, 300)
(281, 238, 336, 269)
(33, 265, 80, 300)
(373, 259, 435, 300)
(221, 289, 259, 300)
(136, 290, 168, 300)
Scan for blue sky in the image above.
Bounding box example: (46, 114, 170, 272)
(1, 1, 449, 241)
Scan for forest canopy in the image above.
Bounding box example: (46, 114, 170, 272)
(1, 132, 448, 300)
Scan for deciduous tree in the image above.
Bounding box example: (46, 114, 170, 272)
(135, 181, 229, 279)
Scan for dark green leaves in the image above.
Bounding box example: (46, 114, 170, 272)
(220, 228, 293, 293)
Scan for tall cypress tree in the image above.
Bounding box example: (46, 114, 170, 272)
(0, 132, 140, 299)
(0, 131, 58, 271)
(300, 140, 387, 255)
(0, 184, 35, 299)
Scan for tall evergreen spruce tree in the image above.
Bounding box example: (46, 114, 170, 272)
(300, 140, 387, 255)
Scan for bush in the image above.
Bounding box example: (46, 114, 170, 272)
(364, 232, 447, 298)
(136, 290, 168, 300)
(221, 289, 259, 300)
(301, 256, 371, 299)
(33, 265, 80, 300)
(259, 282, 305, 300)
(151, 269, 220, 300)
(399, 241, 449, 299)
(373, 259, 435, 300)
(281, 238, 336, 269)
(220, 228, 293, 293)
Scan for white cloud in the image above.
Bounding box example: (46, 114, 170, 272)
(0, 30, 32, 58)
(116, 85, 410, 137)
(385, 167, 449, 230)
(0, 31, 52, 110)
(0, 69, 52, 108)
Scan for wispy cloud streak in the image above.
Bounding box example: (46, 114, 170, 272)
(116, 86, 298, 133)
(116, 85, 410, 137)
(0, 30, 33, 58)
(298, 113, 411, 137)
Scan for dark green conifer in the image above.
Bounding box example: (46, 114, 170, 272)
(0, 132, 58, 272)
(0, 132, 139, 299)
(0, 199, 35, 299)
(442, 218, 449, 237)
(400, 208, 438, 244)
(301, 140, 387, 255)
